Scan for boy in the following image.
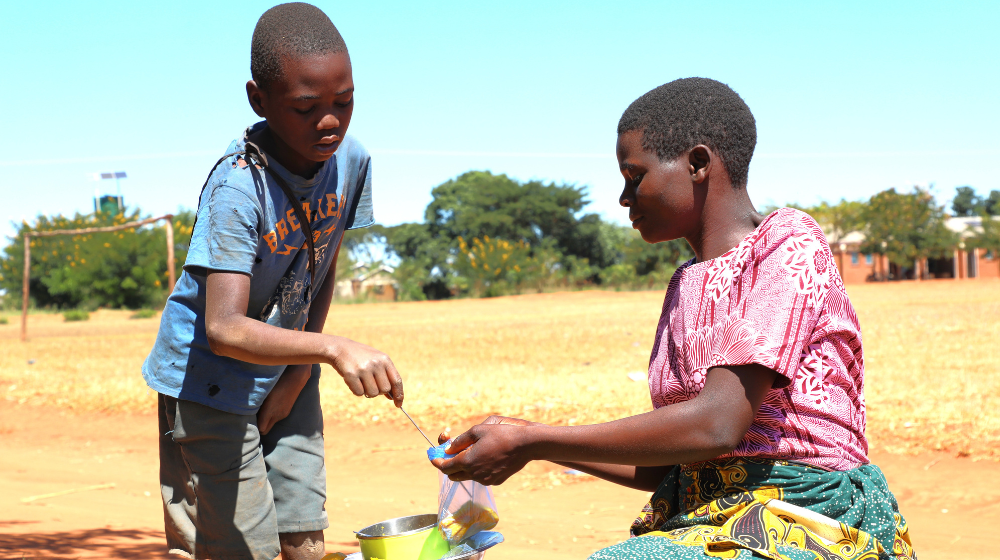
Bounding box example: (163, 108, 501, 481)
(142, 4, 403, 559)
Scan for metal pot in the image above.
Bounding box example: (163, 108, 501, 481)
(355, 514, 450, 560)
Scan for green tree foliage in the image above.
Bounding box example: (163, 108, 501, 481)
(453, 236, 538, 297)
(797, 199, 867, 244)
(0, 209, 194, 310)
(860, 187, 957, 268)
(951, 186, 1000, 216)
(952, 186, 980, 216)
(985, 191, 1000, 216)
(970, 215, 1000, 254)
(425, 171, 621, 269)
(343, 171, 692, 300)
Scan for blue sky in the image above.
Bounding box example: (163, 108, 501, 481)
(1, 1, 998, 246)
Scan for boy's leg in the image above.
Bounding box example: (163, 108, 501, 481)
(261, 367, 328, 560)
(159, 393, 281, 560)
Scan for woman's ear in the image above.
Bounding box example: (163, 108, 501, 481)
(688, 145, 712, 184)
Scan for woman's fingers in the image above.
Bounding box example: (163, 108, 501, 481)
(445, 429, 477, 455)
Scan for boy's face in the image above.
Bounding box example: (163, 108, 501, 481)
(247, 51, 354, 175)
(616, 130, 702, 244)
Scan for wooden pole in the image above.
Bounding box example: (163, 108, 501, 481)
(29, 215, 168, 238)
(18, 214, 175, 342)
(164, 215, 176, 292)
(21, 234, 30, 342)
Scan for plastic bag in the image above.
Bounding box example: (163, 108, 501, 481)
(428, 442, 500, 547)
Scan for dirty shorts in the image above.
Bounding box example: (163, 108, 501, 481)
(159, 370, 328, 560)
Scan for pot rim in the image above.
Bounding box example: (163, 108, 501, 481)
(354, 514, 438, 540)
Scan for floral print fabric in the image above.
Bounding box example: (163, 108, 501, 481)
(649, 208, 868, 471)
(589, 458, 914, 560)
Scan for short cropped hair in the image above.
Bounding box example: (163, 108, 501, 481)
(251, 3, 347, 90)
(618, 78, 757, 188)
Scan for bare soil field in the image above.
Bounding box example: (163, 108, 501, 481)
(1, 280, 999, 558)
(1, 402, 997, 559)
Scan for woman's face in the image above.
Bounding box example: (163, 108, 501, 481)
(616, 130, 701, 244)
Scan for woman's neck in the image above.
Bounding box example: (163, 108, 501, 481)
(687, 189, 763, 263)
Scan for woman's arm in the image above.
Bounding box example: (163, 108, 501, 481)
(448, 416, 671, 491)
(551, 462, 672, 492)
(433, 363, 776, 486)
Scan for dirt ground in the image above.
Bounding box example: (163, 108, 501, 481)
(1, 401, 997, 560)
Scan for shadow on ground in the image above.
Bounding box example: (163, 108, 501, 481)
(0, 523, 170, 559)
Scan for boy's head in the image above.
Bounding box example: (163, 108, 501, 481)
(617, 78, 756, 189)
(246, 3, 353, 174)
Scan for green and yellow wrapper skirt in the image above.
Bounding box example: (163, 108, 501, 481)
(589, 458, 915, 560)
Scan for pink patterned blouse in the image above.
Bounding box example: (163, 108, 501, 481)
(648, 208, 868, 471)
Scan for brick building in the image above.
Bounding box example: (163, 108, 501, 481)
(825, 216, 999, 283)
(334, 263, 398, 301)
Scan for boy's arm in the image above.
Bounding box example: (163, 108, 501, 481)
(204, 249, 403, 418)
(256, 243, 344, 434)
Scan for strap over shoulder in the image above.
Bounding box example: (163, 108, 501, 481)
(190, 141, 317, 286)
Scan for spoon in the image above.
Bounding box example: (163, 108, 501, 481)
(400, 407, 473, 494)
(400, 406, 436, 447)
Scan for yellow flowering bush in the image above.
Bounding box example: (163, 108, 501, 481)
(1, 208, 194, 309)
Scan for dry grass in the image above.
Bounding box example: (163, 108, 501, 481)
(1, 281, 997, 459)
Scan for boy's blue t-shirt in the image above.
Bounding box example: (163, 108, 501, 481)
(142, 121, 374, 415)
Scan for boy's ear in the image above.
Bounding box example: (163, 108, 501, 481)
(246, 80, 267, 118)
(688, 145, 712, 184)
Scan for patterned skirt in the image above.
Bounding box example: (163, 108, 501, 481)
(589, 458, 915, 560)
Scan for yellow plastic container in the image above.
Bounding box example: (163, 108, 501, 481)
(355, 514, 450, 560)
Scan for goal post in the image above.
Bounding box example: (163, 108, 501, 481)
(20, 214, 176, 341)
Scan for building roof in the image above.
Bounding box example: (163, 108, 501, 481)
(822, 215, 998, 249)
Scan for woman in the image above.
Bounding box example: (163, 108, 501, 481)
(432, 78, 914, 560)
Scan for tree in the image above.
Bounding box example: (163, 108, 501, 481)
(952, 186, 980, 217)
(0, 209, 193, 309)
(861, 187, 957, 273)
(424, 171, 616, 268)
(950, 186, 1000, 217)
(969, 214, 1000, 255)
(798, 199, 867, 245)
(984, 190, 1000, 216)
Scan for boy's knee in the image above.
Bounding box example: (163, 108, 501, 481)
(278, 530, 325, 560)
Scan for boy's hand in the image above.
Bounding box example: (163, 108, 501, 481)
(258, 364, 312, 435)
(328, 337, 404, 407)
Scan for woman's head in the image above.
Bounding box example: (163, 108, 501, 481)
(617, 78, 757, 244)
(618, 78, 756, 189)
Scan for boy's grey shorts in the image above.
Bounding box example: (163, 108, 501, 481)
(159, 371, 328, 560)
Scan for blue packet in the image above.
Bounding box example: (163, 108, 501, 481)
(427, 441, 457, 461)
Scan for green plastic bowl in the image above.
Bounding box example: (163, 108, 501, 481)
(355, 514, 450, 560)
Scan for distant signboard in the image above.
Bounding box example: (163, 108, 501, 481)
(95, 195, 123, 215)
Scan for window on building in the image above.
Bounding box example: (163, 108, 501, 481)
(851, 252, 859, 265)
(865, 254, 873, 265)
(986, 249, 996, 260)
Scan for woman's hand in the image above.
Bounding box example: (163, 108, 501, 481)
(437, 415, 543, 444)
(258, 364, 311, 435)
(431, 419, 538, 485)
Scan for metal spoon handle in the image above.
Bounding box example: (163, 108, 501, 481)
(401, 406, 435, 447)
(402, 407, 475, 496)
